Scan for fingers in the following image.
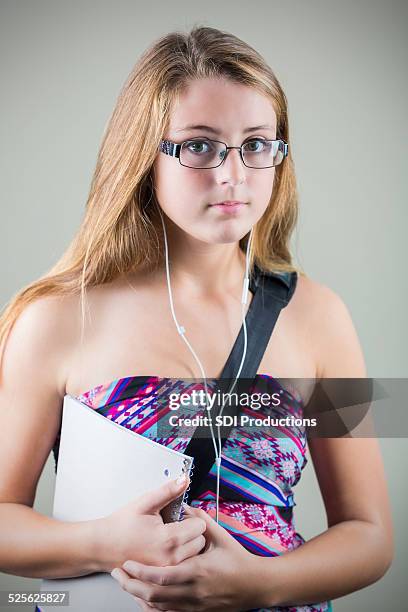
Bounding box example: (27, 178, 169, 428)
(122, 558, 196, 586)
(173, 534, 207, 563)
(136, 476, 190, 514)
(133, 595, 179, 612)
(113, 563, 199, 612)
(161, 516, 206, 563)
(183, 505, 226, 545)
(164, 515, 206, 545)
(132, 595, 156, 610)
(113, 568, 193, 606)
(139, 604, 185, 611)
(183, 505, 211, 522)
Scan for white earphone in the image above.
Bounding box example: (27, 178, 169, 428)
(158, 207, 253, 523)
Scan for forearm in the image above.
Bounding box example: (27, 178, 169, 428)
(252, 520, 392, 608)
(0, 503, 102, 579)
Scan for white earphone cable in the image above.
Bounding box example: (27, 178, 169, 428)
(159, 211, 220, 464)
(159, 208, 253, 523)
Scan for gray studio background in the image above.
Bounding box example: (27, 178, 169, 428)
(0, 1, 407, 611)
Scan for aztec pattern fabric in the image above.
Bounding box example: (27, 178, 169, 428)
(47, 373, 333, 612)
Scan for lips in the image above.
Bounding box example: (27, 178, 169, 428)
(210, 201, 246, 214)
(211, 200, 246, 206)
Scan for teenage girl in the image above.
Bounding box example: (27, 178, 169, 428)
(0, 26, 393, 612)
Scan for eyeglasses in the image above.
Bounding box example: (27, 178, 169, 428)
(159, 137, 288, 169)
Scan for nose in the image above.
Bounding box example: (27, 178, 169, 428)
(216, 148, 246, 186)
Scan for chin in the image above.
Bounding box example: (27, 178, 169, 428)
(203, 224, 250, 245)
(176, 216, 252, 246)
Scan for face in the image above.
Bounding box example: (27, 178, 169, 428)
(152, 77, 277, 245)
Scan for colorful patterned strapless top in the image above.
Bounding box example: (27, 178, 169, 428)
(49, 373, 332, 612)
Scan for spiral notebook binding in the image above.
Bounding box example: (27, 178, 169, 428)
(180, 457, 194, 521)
(171, 457, 195, 522)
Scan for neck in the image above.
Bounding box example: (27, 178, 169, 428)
(161, 224, 248, 297)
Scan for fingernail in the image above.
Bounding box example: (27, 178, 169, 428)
(123, 560, 133, 572)
(176, 475, 188, 486)
(111, 569, 121, 580)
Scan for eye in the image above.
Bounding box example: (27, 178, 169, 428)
(243, 138, 267, 153)
(185, 139, 213, 154)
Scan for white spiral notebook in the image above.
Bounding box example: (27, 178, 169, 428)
(40, 394, 194, 611)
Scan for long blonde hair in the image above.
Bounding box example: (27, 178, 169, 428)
(0, 25, 301, 373)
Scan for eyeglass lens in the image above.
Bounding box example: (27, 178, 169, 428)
(180, 138, 284, 169)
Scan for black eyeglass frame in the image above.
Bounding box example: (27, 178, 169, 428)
(159, 137, 289, 169)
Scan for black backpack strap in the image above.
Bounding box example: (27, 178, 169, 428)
(223, 267, 297, 379)
(185, 267, 298, 503)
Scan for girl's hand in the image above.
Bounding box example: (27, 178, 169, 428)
(111, 504, 264, 611)
(95, 477, 207, 572)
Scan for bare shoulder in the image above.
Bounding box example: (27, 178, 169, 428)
(293, 272, 345, 310)
(0, 292, 86, 505)
(293, 272, 366, 378)
(2, 292, 83, 396)
(3, 275, 143, 392)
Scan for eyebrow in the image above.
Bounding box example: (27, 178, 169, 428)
(174, 124, 276, 134)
